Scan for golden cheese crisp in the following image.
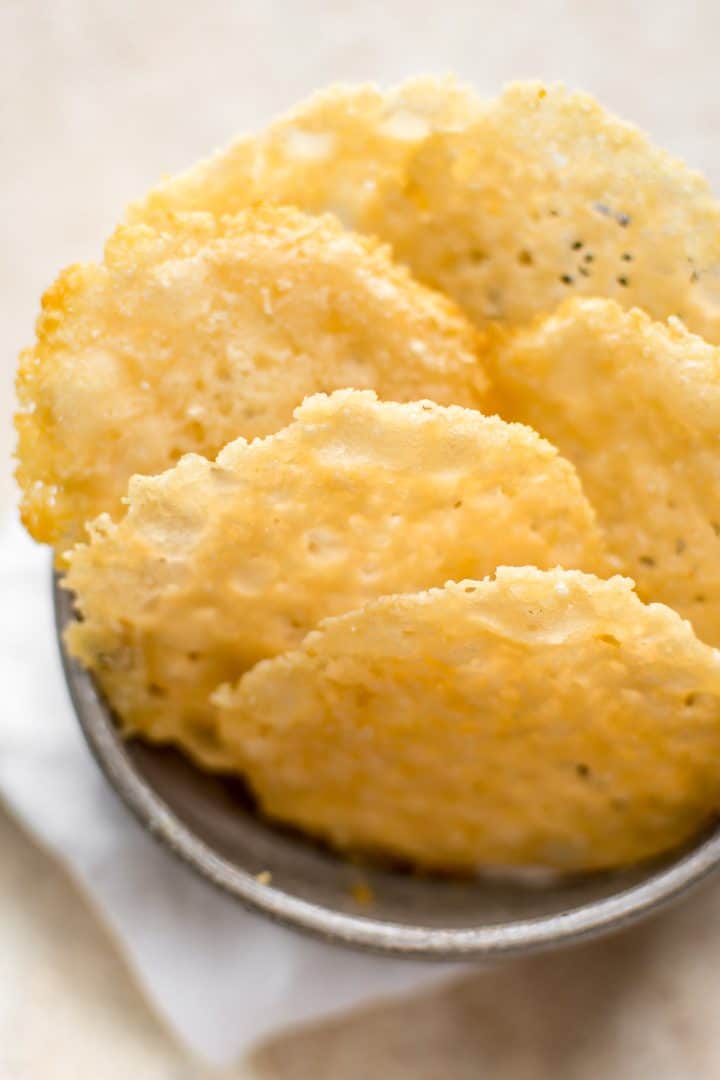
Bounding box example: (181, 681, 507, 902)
(129, 80, 720, 342)
(367, 82, 720, 338)
(216, 569, 720, 873)
(16, 205, 487, 556)
(64, 390, 605, 768)
(484, 298, 720, 647)
(129, 77, 483, 230)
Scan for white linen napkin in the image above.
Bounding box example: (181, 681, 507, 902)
(0, 513, 464, 1063)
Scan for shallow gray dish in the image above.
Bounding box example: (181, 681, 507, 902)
(55, 575, 720, 959)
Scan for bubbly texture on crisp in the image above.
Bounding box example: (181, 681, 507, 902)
(16, 204, 487, 556)
(216, 569, 720, 872)
(64, 391, 605, 768)
(129, 79, 720, 342)
(484, 298, 720, 646)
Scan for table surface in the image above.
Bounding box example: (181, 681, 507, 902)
(4, 1, 720, 1075)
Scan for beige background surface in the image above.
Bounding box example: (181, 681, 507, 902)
(4, 0, 720, 1075)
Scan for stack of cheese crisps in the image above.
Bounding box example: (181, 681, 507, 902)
(16, 79, 720, 873)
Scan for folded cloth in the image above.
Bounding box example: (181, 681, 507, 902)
(0, 514, 464, 1063)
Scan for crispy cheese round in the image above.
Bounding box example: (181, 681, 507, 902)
(129, 80, 720, 342)
(367, 82, 720, 338)
(484, 298, 720, 647)
(16, 205, 487, 556)
(129, 77, 483, 230)
(216, 569, 720, 872)
(64, 391, 605, 768)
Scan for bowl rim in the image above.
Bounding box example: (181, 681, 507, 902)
(54, 573, 720, 959)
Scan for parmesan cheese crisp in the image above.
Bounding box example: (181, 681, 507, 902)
(485, 299, 720, 647)
(130, 79, 720, 342)
(16, 206, 487, 557)
(216, 569, 720, 872)
(64, 391, 604, 768)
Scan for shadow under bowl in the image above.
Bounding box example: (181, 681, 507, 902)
(54, 575, 720, 959)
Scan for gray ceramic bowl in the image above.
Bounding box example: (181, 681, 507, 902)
(55, 575, 720, 959)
